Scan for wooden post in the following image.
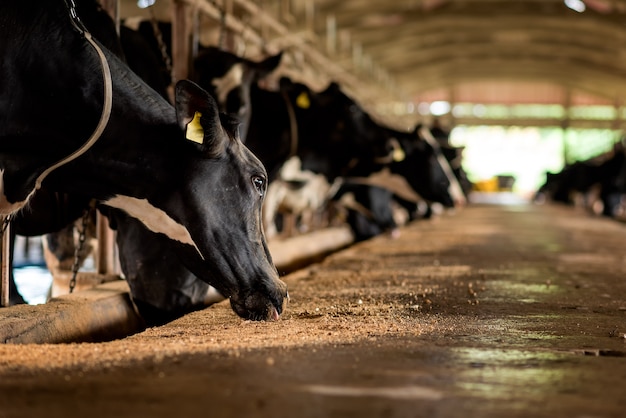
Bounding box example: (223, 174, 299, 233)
(96, 214, 116, 275)
(191, 7, 200, 60)
(326, 15, 336, 55)
(172, 0, 190, 83)
(1, 220, 9, 307)
(222, 0, 235, 51)
(562, 88, 572, 164)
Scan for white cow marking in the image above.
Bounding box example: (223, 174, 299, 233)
(211, 63, 244, 107)
(104, 195, 203, 259)
(0, 170, 30, 216)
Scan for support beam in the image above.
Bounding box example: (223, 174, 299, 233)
(1, 221, 10, 308)
(96, 214, 117, 275)
(0, 226, 356, 343)
(172, 0, 191, 83)
(0, 281, 143, 344)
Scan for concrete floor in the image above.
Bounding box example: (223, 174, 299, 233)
(1, 202, 626, 417)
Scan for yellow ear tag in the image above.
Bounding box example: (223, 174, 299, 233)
(393, 147, 406, 162)
(185, 111, 204, 144)
(296, 92, 310, 109)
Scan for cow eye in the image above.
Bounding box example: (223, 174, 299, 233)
(252, 175, 265, 196)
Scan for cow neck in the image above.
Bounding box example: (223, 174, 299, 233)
(35, 0, 113, 191)
(418, 127, 466, 206)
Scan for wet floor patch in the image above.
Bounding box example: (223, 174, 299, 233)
(301, 384, 444, 401)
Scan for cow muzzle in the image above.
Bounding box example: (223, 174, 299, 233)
(229, 278, 289, 321)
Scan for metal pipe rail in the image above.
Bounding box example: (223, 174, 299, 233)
(177, 0, 398, 107)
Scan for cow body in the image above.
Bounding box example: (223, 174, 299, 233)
(0, 0, 286, 320)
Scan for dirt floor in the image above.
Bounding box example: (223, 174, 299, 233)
(1, 202, 626, 418)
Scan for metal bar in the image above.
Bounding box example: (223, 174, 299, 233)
(181, 0, 264, 47)
(180, 0, 398, 112)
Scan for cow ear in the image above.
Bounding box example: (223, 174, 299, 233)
(254, 52, 283, 79)
(279, 76, 293, 89)
(324, 81, 341, 94)
(174, 80, 226, 155)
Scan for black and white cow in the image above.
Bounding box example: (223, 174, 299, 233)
(245, 77, 466, 240)
(193, 47, 283, 140)
(387, 124, 467, 210)
(334, 123, 467, 240)
(108, 20, 283, 320)
(0, 0, 287, 321)
(121, 19, 283, 138)
(245, 77, 403, 238)
(19, 12, 284, 318)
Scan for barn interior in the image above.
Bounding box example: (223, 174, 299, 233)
(2, 1, 626, 417)
(116, 0, 626, 194)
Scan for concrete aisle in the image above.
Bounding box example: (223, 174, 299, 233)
(1, 203, 625, 418)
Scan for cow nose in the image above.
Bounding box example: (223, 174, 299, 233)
(269, 306, 280, 321)
(230, 278, 288, 321)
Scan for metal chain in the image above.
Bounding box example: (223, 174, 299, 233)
(69, 206, 92, 294)
(204, 0, 229, 51)
(148, 7, 173, 80)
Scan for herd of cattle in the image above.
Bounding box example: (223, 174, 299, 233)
(0, 0, 471, 325)
(535, 141, 626, 221)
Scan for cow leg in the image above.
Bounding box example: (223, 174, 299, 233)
(43, 218, 96, 274)
(280, 212, 297, 238)
(8, 272, 25, 305)
(262, 181, 285, 240)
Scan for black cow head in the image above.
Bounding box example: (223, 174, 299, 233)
(388, 126, 458, 208)
(193, 47, 282, 140)
(279, 78, 395, 181)
(101, 80, 287, 321)
(0, 1, 287, 321)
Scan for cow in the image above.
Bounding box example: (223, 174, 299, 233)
(535, 143, 626, 218)
(0, 0, 287, 321)
(333, 122, 467, 240)
(262, 156, 331, 239)
(121, 19, 283, 138)
(245, 77, 402, 238)
(192, 46, 283, 140)
(332, 183, 400, 242)
(246, 77, 466, 240)
(18, 14, 284, 314)
(56, 13, 283, 321)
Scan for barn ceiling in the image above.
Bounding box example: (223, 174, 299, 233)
(116, 0, 626, 127)
(314, 0, 626, 101)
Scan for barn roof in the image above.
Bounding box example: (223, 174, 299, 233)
(116, 0, 626, 127)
